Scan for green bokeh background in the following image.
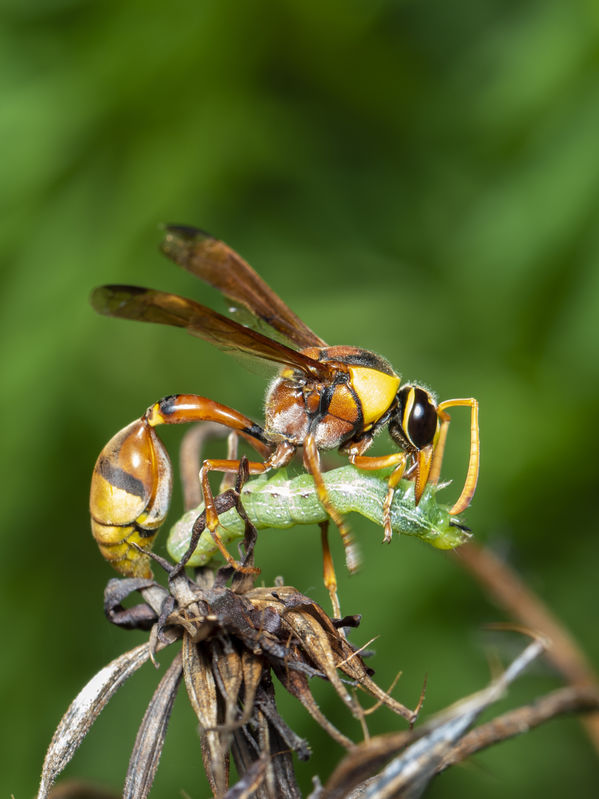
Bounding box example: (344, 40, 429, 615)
(2, 1, 598, 796)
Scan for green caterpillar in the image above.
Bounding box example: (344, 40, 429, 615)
(167, 465, 470, 567)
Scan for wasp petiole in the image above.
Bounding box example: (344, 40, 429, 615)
(167, 465, 471, 568)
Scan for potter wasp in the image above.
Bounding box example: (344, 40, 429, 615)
(90, 226, 479, 603)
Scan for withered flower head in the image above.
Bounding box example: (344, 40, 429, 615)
(38, 506, 418, 799)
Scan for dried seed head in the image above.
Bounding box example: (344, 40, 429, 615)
(41, 543, 418, 799)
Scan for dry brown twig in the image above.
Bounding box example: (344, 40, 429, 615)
(453, 541, 599, 753)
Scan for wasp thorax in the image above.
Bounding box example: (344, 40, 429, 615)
(390, 385, 438, 451)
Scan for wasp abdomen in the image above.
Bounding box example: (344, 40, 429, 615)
(90, 419, 172, 578)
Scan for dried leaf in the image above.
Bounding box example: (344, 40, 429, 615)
(255, 676, 311, 761)
(258, 709, 303, 799)
(212, 639, 243, 725)
(240, 649, 264, 715)
(231, 712, 277, 799)
(280, 608, 357, 713)
(272, 662, 353, 749)
(230, 685, 304, 799)
(221, 754, 268, 798)
(231, 726, 263, 796)
(181, 633, 228, 795)
(103, 578, 160, 630)
(321, 731, 413, 799)
(47, 780, 120, 799)
(249, 587, 417, 725)
(123, 652, 183, 799)
(37, 643, 155, 799)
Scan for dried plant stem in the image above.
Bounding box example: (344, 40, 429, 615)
(453, 541, 599, 753)
(439, 684, 599, 771)
(322, 642, 599, 799)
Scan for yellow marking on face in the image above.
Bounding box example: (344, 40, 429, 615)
(348, 367, 400, 427)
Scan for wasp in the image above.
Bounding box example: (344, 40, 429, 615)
(90, 225, 479, 600)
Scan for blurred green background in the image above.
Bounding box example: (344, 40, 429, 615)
(2, 0, 598, 796)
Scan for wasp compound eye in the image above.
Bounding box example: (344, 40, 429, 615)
(395, 386, 438, 450)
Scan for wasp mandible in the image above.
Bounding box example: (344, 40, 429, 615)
(90, 226, 479, 595)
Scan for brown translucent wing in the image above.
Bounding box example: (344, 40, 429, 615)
(160, 225, 327, 350)
(91, 285, 334, 381)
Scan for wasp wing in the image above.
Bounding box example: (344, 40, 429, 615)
(160, 225, 326, 350)
(91, 285, 334, 381)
